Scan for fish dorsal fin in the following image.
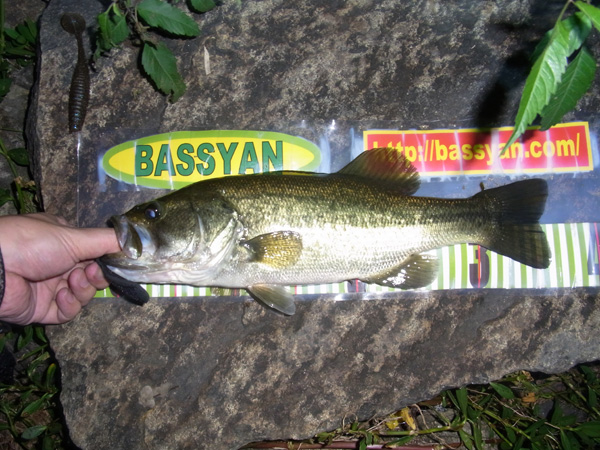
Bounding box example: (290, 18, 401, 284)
(242, 231, 303, 269)
(362, 253, 438, 290)
(337, 147, 421, 195)
(248, 284, 296, 315)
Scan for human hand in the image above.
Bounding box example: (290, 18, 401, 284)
(0, 213, 120, 325)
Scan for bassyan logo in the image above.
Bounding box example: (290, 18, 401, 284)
(102, 130, 322, 189)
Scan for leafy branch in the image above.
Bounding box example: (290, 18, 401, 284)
(504, 0, 600, 154)
(95, 0, 216, 102)
(0, 3, 36, 101)
(0, 7, 37, 213)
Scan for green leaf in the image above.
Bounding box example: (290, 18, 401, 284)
(45, 363, 57, 389)
(96, 6, 129, 55)
(21, 397, 46, 417)
(459, 429, 474, 450)
(580, 365, 598, 383)
(532, 12, 591, 63)
(513, 435, 525, 450)
(472, 421, 483, 450)
(540, 46, 596, 130)
(550, 402, 576, 427)
(7, 147, 29, 166)
(456, 387, 469, 417)
(137, 0, 200, 37)
(588, 387, 598, 409)
(34, 326, 47, 344)
(490, 382, 515, 400)
(467, 405, 481, 422)
(501, 405, 513, 420)
(524, 418, 547, 436)
(387, 436, 415, 447)
(576, 421, 600, 438)
(560, 430, 574, 450)
(503, 20, 572, 152)
(190, 0, 217, 13)
(17, 325, 34, 351)
(16, 21, 37, 45)
(576, 2, 600, 33)
(42, 435, 54, 450)
(21, 424, 46, 440)
(141, 42, 186, 101)
(0, 188, 13, 208)
(0, 78, 11, 97)
(506, 427, 517, 443)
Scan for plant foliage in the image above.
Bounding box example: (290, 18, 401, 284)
(0, 326, 68, 449)
(0, 0, 37, 214)
(244, 366, 600, 450)
(0, 0, 37, 101)
(95, 0, 217, 102)
(504, 0, 600, 153)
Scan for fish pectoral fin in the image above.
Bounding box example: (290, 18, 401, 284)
(247, 284, 296, 315)
(242, 231, 303, 269)
(363, 253, 438, 290)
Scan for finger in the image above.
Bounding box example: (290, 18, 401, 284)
(67, 267, 97, 306)
(26, 213, 70, 226)
(55, 287, 83, 323)
(69, 227, 121, 261)
(84, 261, 110, 290)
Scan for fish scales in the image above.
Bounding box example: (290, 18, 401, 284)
(199, 174, 487, 285)
(101, 148, 550, 314)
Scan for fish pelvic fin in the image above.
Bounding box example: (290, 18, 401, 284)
(475, 179, 551, 269)
(337, 147, 421, 195)
(247, 284, 296, 315)
(363, 253, 439, 290)
(242, 231, 303, 269)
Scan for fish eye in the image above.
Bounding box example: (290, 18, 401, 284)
(144, 203, 161, 220)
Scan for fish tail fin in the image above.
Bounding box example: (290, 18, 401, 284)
(474, 179, 551, 269)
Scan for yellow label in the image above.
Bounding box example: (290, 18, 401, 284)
(102, 130, 321, 189)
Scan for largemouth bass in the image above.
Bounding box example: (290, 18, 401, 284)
(101, 147, 551, 315)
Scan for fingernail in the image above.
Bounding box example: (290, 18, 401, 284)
(78, 271, 90, 289)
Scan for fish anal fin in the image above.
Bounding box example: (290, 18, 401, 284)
(248, 284, 296, 315)
(363, 253, 438, 290)
(337, 147, 421, 195)
(242, 231, 303, 269)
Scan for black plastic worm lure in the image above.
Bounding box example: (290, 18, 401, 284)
(61, 13, 90, 132)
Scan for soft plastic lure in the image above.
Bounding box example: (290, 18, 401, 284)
(60, 13, 90, 132)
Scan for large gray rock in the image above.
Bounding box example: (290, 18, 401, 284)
(28, 0, 600, 448)
(50, 289, 600, 449)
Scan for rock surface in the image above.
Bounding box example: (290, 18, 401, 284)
(50, 289, 600, 449)
(28, 0, 600, 448)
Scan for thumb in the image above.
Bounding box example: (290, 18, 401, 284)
(68, 227, 121, 261)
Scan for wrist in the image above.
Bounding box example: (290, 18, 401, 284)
(0, 245, 5, 309)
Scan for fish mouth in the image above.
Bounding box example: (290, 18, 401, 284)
(108, 215, 156, 261)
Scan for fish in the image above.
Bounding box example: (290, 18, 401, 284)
(101, 147, 551, 315)
(61, 13, 90, 132)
